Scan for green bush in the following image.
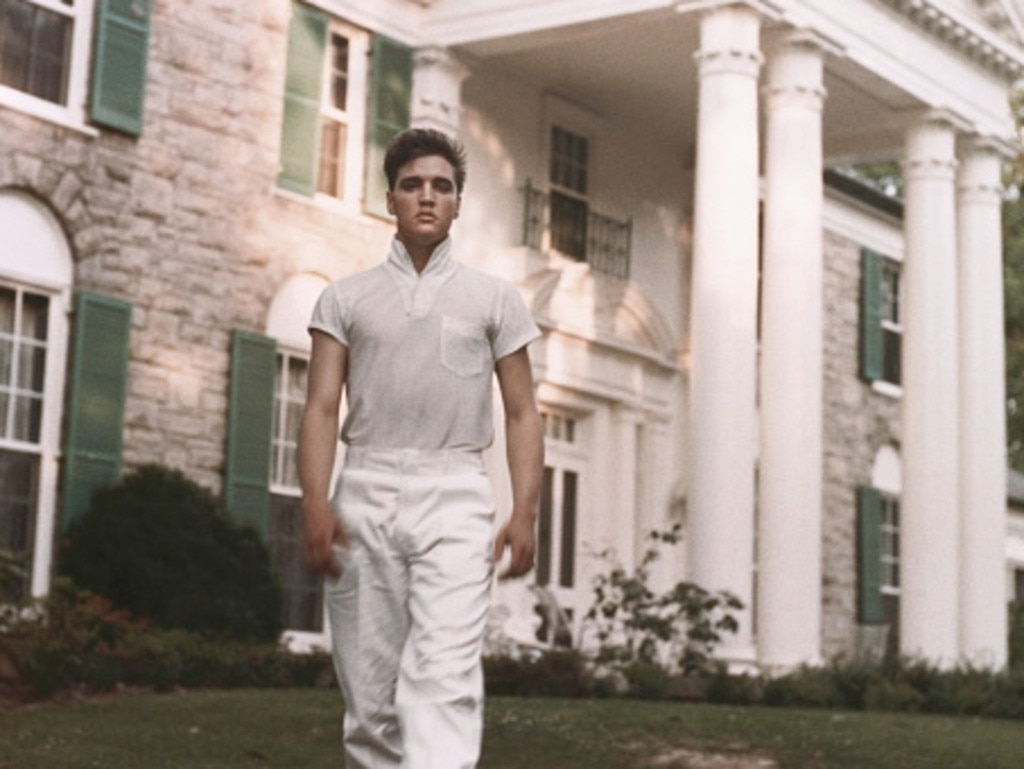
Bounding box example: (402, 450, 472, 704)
(59, 465, 283, 643)
(0, 582, 335, 700)
(484, 649, 595, 698)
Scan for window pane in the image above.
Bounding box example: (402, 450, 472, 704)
(18, 343, 45, 392)
(559, 470, 577, 589)
(536, 466, 554, 587)
(22, 292, 48, 340)
(0, 339, 11, 386)
(0, 287, 15, 333)
(328, 32, 349, 111)
(550, 191, 588, 261)
(0, 0, 70, 104)
(883, 328, 901, 386)
(11, 393, 41, 442)
(30, 5, 70, 103)
(317, 118, 348, 198)
(0, 447, 40, 602)
(287, 356, 307, 397)
(269, 494, 324, 632)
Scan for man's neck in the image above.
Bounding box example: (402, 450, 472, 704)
(399, 235, 444, 274)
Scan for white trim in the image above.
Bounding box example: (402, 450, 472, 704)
(0, 0, 97, 131)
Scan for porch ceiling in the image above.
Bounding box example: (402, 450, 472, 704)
(454, 9, 920, 166)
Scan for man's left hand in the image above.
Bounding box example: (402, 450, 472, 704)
(493, 514, 536, 580)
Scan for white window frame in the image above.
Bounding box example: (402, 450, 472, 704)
(879, 257, 903, 390)
(313, 18, 368, 214)
(533, 407, 587, 646)
(0, 0, 98, 134)
(0, 190, 72, 600)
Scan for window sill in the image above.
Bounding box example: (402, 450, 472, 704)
(271, 184, 380, 222)
(871, 380, 903, 399)
(0, 87, 99, 138)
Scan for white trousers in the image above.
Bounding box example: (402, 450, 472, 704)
(325, 448, 496, 769)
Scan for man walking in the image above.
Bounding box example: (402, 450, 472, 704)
(298, 128, 544, 768)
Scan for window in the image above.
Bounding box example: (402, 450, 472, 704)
(858, 447, 901, 657)
(861, 248, 902, 388)
(268, 351, 323, 633)
(0, 284, 48, 601)
(548, 125, 589, 261)
(278, 3, 408, 217)
(0, 0, 148, 133)
(523, 107, 631, 278)
(878, 492, 901, 658)
(314, 23, 368, 201)
(534, 408, 584, 647)
(0, 0, 74, 105)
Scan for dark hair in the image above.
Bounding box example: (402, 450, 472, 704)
(384, 128, 467, 193)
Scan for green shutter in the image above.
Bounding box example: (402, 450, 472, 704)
(89, 0, 152, 136)
(277, 2, 328, 195)
(364, 34, 413, 218)
(61, 292, 132, 530)
(857, 485, 886, 625)
(860, 248, 884, 383)
(224, 331, 276, 534)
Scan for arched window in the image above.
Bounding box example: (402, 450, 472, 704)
(265, 273, 330, 644)
(0, 189, 72, 600)
(858, 445, 902, 657)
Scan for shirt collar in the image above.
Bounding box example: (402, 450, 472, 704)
(387, 236, 455, 278)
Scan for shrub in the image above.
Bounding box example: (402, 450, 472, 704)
(0, 581, 335, 700)
(59, 465, 282, 643)
(484, 649, 594, 698)
(579, 524, 743, 685)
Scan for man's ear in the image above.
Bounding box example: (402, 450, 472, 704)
(454, 194, 461, 219)
(386, 190, 395, 215)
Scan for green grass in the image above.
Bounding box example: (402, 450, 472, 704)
(2, 690, 1024, 768)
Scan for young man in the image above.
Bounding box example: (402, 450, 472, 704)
(298, 128, 544, 768)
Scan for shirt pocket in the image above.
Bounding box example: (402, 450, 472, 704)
(441, 315, 489, 378)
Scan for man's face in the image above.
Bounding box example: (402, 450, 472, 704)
(387, 154, 461, 252)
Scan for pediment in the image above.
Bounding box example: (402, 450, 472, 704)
(957, 0, 1024, 45)
(520, 264, 678, 368)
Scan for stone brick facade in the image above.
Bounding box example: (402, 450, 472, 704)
(821, 227, 902, 660)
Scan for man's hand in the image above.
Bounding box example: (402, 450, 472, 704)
(303, 498, 349, 579)
(493, 513, 536, 580)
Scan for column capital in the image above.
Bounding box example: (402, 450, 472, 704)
(411, 46, 470, 136)
(675, 0, 785, 21)
(957, 138, 1004, 205)
(903, 111, 961, 182)
(763, 30, 829, 111)
(692, 3, 765, 78)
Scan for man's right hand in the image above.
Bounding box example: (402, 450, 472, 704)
(302, 499, 349, 578)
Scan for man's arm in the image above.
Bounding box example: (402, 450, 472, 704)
(493, 346, 544, 579)
(298, 330, 349, 578)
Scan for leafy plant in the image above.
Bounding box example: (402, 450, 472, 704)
(59, 464, 283, 643)
(579, 524, 743, 684)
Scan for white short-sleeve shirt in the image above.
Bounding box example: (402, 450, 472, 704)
(309, 237, 541, 451)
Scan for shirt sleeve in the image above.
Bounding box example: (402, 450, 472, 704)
(308, 282, 350, 347)
(491, 279, 541, 361)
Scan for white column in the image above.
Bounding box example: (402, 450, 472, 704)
(687, 5, 763, 662)
(411, 46, 468, 136)
(957, 138, 1009, 668)
(900, 113, 961, 665)
(757, 32, 827, 671)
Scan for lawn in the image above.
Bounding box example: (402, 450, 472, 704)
(2, 689, 1023, 768)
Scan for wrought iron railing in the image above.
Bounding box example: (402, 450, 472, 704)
(521, 181, 632, 280)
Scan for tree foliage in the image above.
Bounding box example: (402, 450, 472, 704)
(59, 465, 283, 643)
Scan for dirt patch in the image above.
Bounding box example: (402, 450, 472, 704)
(644, 747, 779, 768)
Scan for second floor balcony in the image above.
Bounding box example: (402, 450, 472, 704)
(521, 181, 632, 281)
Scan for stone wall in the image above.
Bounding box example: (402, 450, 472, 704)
(820, 227, 901, 660)
(0, 0, 393, 492)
